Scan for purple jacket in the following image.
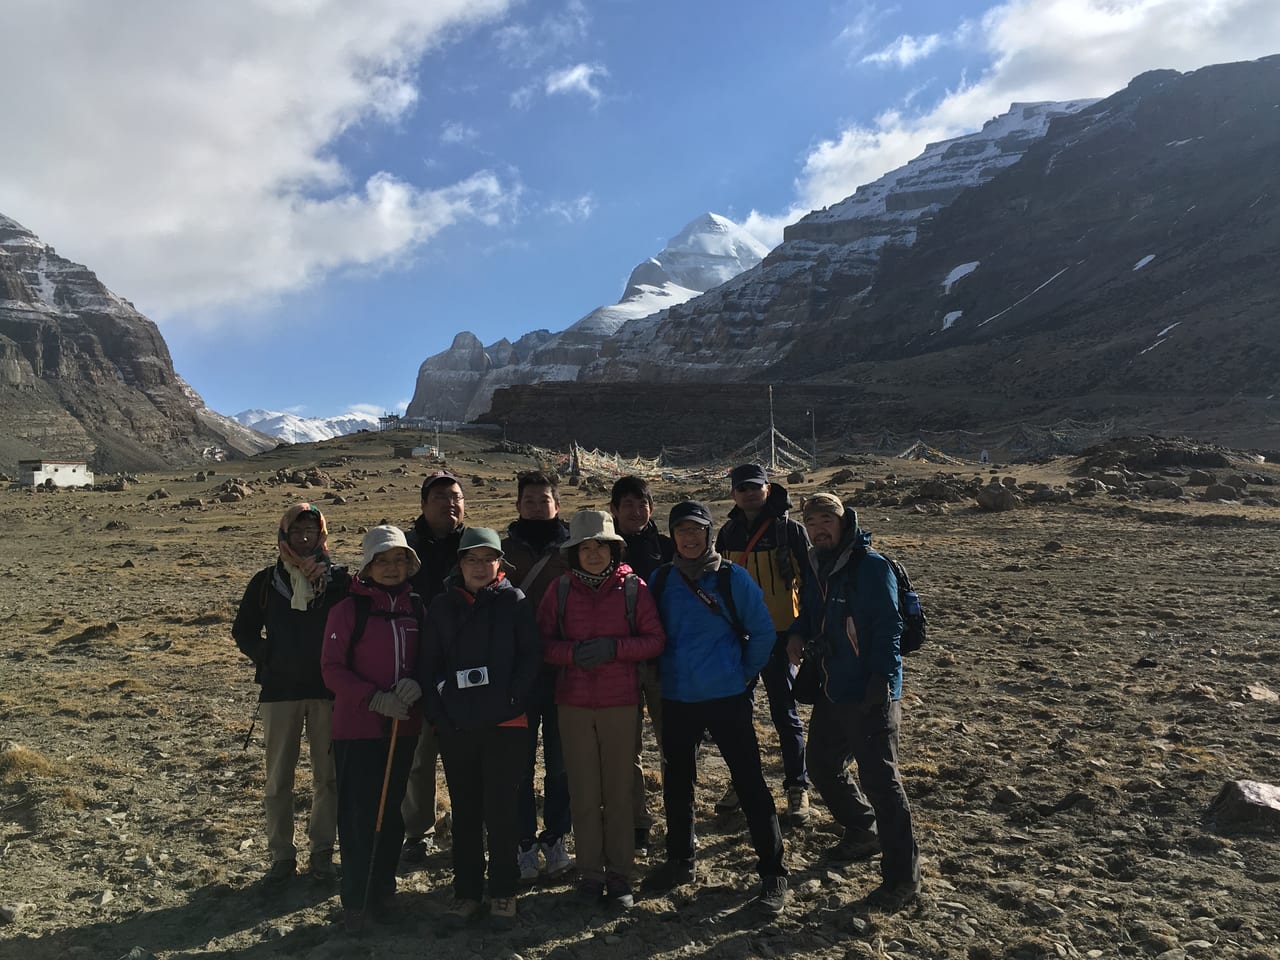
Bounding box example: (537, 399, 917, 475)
(321, 577, 424, 740)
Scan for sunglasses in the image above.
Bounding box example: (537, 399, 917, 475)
(734, 483, 764, 493)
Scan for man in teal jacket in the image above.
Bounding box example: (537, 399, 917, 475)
(787, 493, 921, 911)
(645, 500, 789, 916)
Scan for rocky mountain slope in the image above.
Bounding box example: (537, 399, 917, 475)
(0, 215, 274, 472)
(484, 57, 1280, 454)
(405, 214, 768, 422)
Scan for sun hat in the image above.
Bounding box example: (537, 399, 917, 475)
(361, 524, 422, 576)
(562, 510, 625, 551)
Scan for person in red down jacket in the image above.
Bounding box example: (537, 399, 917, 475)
(537, 510, 665, 909)
(321, 525, 425, 935)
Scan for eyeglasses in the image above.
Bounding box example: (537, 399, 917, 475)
(460, 554, 501, 566)
(370, 553, 411, 567)
(428, 493, 465, 504)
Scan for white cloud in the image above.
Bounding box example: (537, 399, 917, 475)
(441, 121, 479, 144)
(0, 0, 512, 319)
(862, 33, 944, 68)
(547, 194, 596, 223)
(494, 0, 590, 66)
(545, 63, 608, 104)
(754, 0, 1280, 239)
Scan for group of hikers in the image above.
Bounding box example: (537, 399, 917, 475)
(231, 464, 921, 934)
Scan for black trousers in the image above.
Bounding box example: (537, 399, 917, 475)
(807, 698, 919, 885)
(334, 734, 417, 910)
(660, 693, 785, 878)
(438, 725, 526, 900)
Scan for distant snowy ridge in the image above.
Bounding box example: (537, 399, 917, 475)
(233, 408, 379, 443)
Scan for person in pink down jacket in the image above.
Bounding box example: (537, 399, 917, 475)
(536, 510, 665, 909)
(321, 525, 425, 935)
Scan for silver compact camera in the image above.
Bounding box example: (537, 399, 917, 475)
(456, 666, 490, 689)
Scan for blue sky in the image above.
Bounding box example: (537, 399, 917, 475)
(1, 1, 1278, 419)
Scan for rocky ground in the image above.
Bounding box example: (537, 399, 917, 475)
(1, 431, 1278, 960)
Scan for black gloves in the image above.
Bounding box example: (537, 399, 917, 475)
(573, 636, 618, 668)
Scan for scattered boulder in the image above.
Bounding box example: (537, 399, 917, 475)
(1203, 484, 1241, 501)
(1206, 779, 1280, 835)
(179, 498, 204, 508)
(0, 902, 34, 924)
(1141, 479, 1184, 499)
(976, 483, 1021, 512)
(1220, 475, 1250, 491)
(832, 468, 855, 484)
(1187, 469, 1216, 486)
(146, 488, 170, 501)
(787, 471, 805, 485)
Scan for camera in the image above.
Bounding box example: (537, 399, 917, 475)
(802, 638, 825, 661)
(456, 666, 490, 689)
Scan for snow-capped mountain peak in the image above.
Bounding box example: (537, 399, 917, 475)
(233, 408, 380, 444)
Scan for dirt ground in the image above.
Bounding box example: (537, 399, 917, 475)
(1, 431, 1278, 960)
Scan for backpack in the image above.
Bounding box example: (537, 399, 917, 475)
(650, 562, 750, 648)
(555, 573, 639, 640)
(880, 554, 927, 655)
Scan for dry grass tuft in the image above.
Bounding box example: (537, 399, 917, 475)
(0, 742, 59, 781)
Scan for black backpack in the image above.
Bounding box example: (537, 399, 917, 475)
(650, 561, 750, 648)
(881, 554, 927, 655)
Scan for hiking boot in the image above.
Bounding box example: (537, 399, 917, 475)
(518, 842, 541, 883)
(829, 827, 881, 862)
(442, 897, 481, 929)
(866, 877, 922, 912)
(488, 896, 518, 925)
(605, 873, 635, 909)
(399, 834, 435, 867)
(643, 858, 696, 891)
(633, 826, 650, 857)
(576, 878, 606, 903)
(757, 875, 789, 916)
(787, 787, 811, 824)
(542, 835, 575, 879)
(715, 785, 740, 812)
(370, 891, 399, 923)
(309, 851, 337, 880)
(342, 908, 366, 935)
(264, 859, 296, 887)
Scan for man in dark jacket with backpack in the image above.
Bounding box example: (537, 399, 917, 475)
(400, 471, 467, 866)
(232, 503, 350, 886)
(787, 493, 921, 911)
(714, 464, 812, 823)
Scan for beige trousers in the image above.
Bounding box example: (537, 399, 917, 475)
(560, 704, 638, 881)
(633, 660, 664, 829)
(400, 723, 440, 838)
(260, 698, 337, 862)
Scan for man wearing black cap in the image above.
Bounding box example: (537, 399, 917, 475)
(399, 470, 468, 866)
(714, 464, 812, 823)
(786, 493, 920, 911)
(645, 500, 790, 915)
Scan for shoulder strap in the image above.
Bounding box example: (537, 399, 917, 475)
(623, 573, 638, 635)
(519, 551, 555, 594)
(716, 563, 748, 642)
(556, 574, 571, 641)
(651, 563, 671, 607)
(257, 565, 275, 612)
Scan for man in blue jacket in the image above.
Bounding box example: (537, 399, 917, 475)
(645, 500, 789, 916)
(787, 493, 920, 911)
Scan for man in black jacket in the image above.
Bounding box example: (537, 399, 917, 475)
(609, 475, 674, 854)
(232, 504, 350, 886)
(400, 471, 467, 867)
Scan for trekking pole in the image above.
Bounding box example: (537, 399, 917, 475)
(361, 717, 400, 913)
(241, 704, 260, 751)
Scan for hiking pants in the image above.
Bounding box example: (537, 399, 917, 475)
(746, 637, 809, 790)
(807, 698, 920, 886)
(334, 734, 416, 910)
(632, 658, 664, 830)
(517, 678, 572, 844)
(561, 704, 638, 882)
(260, 698, 337, 863)
(438, 726, 525, 901)
(660, 692, 786, 878)
(400, 723, 440, 839)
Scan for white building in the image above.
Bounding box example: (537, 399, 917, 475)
(18, 459, 94, 488)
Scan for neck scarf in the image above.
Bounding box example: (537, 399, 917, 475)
(277, 503, 332, 611)
(571, 562, 615, 591)
(673, 545, 722, 582)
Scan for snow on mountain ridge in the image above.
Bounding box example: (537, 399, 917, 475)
(233, 408, 379, 444)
